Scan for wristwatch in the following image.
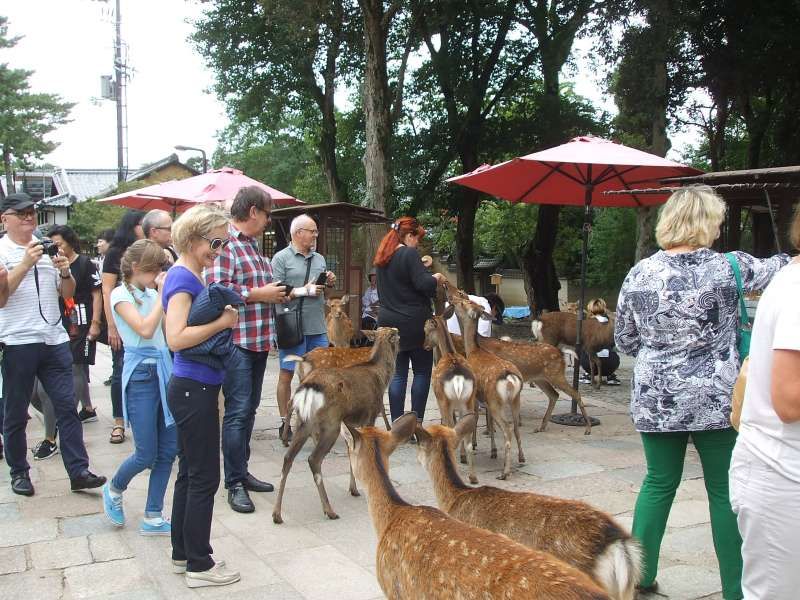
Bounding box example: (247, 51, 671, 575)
(60, 270, 72, 279)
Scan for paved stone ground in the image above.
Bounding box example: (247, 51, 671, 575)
(0, 346, 726, 599)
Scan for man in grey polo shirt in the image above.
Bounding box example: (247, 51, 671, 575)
(271, 214, 335, 444)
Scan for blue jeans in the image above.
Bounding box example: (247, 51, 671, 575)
(388, 347, 434, 422)
(2, 343, 90, 479)
(278, 333, 329, 372)
(221, 348, 267, 488)
(111, 363, 177, 516)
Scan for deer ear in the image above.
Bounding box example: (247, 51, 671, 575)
(340, 294, 349, 304)
(442, 304, 455, 320)
(340, 422, 360, 449)
(326, 299, 333, 307)
(453, 413, 478, 441)
(414, 422, 432, 445)
(479, 310, 493, 321)
(390, 412, 417, 445)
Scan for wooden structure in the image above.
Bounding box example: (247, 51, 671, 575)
(268, 202, 390, 322)
(606, 166, 800, 256)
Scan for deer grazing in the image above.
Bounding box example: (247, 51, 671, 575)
(412, 415, 641, 600)
(531, 312, 615, 388)
(326, 295, 354, 347)
(272, 327, 400, 524)
(451, 297, 524, 479)
(423, 308, 478, 483)
(341, 414, 610, 600)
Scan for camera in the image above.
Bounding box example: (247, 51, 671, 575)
(39, 238, 60, 257)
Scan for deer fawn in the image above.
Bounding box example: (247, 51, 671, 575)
(326, 295, 354, 347)
(451, 297, 524, 479)
(272, 327, 400, 524)
(412, 415, 641, 600)
(341, 413, 610, 600)
(531, 312, 615, 389)
(423, 307, 478, 483)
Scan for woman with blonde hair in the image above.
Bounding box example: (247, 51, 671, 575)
(161, 205, 241, 588)
(730, 205, 800, 599)
(615, 185, 789, 598)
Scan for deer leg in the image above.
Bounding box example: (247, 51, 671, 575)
(553, 375, 592, 435)
(512, 396, 525, 465)
(272, 420, 313, 524)
(346, 444, 360, 497)
(381, 403, 391, 430)
(533, 378, 560, 433)
(486, 408, 497, 459)
(592, 355, 601, 389)
(493, 410, 514, 480)
(307, 421, 343, 520)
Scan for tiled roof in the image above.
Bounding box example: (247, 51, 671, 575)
(126, 153, 199, 182)
(40, 193, 75, 208)
(54, 168, 119, 202)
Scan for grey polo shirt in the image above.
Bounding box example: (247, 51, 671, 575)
(271, 243, 328, 336)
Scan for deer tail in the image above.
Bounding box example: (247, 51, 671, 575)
(593, 537, 641, 600)
(530, 319, 543, 340)
(496, 373, 522, 403)
(293, 383, 325, 424)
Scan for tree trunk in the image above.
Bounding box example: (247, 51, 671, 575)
(360, 0, 393, 214)
(318, 115, 349, 203)
(3, 148, 14, 194)
(454, 188, 478, 293)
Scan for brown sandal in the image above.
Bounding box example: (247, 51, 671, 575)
(109, 426, 125, 444)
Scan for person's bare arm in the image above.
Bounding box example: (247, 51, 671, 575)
(771, 349, 800, 423)
(89, 287, 103, 340)
(6, 241, 43, 296)
(164, 292, 238, 352)
(0, 263, 8, 308)
(102, 272, 122, 351)
(52, 254, 75, 299)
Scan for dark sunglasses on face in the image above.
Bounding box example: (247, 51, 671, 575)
(200, 235, 230, 251)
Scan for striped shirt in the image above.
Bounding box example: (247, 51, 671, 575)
(204, 224, 275, 352)
(0, 235, 68, 346)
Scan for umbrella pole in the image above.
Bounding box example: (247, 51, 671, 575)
(550, 182, 601, 428)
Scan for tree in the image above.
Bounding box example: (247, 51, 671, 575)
(67, 199, 126, 245)
(0, 16, 73, 192)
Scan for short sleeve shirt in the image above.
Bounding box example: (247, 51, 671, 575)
(111, 284, 166, 349)
(271, 244, 327, 336)
(68, 255, 101, 326)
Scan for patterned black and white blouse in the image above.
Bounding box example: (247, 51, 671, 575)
(615, 249, 789, 432)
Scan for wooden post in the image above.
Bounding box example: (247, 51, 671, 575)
(728, 204, 741, 251)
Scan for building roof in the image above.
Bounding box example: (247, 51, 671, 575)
(54, 168, 120, 202)
(270, 202, 390, 224)
(39, 193, 76, 208)
(125, 153, 200, 183)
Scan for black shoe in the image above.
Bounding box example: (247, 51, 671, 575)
(70, 471, 107, 492)
(32, 439, 59, 461)
(11, 474, 34, 496)
(227, 483, 255, 513)
(78, 408, 98, 423)
(636, 581, 659, 596)
(605, 375, 622, 386)
(243, 473, 274, 493)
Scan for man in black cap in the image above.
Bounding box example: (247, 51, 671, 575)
(0, 193, 106, 496)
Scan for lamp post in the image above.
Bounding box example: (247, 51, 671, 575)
(174, 145, 208, 173)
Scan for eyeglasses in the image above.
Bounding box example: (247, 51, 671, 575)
(153, 226, 172, 232)
(200, 235, 230, 251)
(299, 228, 319, 236)
(5, 209, 36, 220)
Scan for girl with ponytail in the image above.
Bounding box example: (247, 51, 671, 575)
(374, 217, 446, 423)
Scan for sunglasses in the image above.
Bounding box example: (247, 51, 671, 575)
(200, 235, 230, 251)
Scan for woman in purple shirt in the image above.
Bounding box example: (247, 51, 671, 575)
(162, 205, 240, 589)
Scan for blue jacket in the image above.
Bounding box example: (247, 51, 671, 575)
(182, 283, 244, 370)
(122, 345, 174, 428)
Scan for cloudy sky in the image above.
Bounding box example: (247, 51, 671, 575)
(4, 1, 694, 173)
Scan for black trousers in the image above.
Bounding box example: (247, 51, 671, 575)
(167, 376, 221, 573)
(110, 346, 124, 419)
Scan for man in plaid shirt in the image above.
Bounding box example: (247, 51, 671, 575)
(205, 186, 287, 514)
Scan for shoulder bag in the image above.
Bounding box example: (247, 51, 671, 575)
(724, 252, 751, 363)
(275, 256, 312, 349)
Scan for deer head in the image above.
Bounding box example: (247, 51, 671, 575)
(413, 414, 478, 472)
(423, 306, 455, 351)
(341, 412, 417, 481)
(326, 295, 350, 318)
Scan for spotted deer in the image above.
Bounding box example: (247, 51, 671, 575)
(451, 297, 524, 479)
(272, 327, 400, 524)
(412, 415, 641, 600)
(423, 307, 478, 483)
(325, 295, 354, 347)
(341, 414, 610, 600)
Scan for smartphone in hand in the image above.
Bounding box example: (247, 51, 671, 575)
(281, 283, 294, 296)
(314, 271, 328, 286)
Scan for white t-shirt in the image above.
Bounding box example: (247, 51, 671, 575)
(738, 261, 800, 482)
(447, 295, 492, 338)
(0, 235, 68, 346)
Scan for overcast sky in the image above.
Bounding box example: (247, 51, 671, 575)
(3, 1, 694, 172)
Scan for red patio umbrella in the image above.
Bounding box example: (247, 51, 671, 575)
(448, 135, 702, 425)
(98, 166, 304, 213)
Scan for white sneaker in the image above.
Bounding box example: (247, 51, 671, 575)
(185, 562, 240, 588)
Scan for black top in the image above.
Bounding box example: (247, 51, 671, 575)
(376, 245, 438, 351)
(61, 254, 101, 334)
(102, 245, 124, 276)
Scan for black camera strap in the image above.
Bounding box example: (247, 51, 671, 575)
(33, 264, 63, 327)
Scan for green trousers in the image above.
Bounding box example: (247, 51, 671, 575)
(633, 428, 743, 600)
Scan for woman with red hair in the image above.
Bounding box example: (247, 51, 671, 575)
(374, 217, 445, 423)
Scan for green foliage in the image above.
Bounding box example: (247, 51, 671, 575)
(586, 207, 637, 291)
(67, 200, 126, 245)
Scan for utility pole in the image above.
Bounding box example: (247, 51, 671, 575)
(114, 0, 125, 183)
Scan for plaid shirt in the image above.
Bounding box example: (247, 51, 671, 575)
(204, 224, 275, 352)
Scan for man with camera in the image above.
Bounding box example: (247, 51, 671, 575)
(0, 193, 106, 496)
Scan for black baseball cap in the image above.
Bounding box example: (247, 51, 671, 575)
(1, 192, 36, 213)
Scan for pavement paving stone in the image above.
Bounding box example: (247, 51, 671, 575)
(20, 490, 104, 519)
(667, 500, 712, 529)
(61, 513, 120, 538)
(0, 501, 20, 520)
(0, 546, 28, 575)
(518, 459, 606, 480)
(0, 517, 58, 548)
(30, 535, 93, 570)
(64, 557, 151, 599)
(0, 570, 64, 599)
(657, 564, 723, 598)
(89, 532, 135, 562)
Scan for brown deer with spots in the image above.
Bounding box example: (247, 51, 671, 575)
(272, 327, 400, 524)
(325, 295, 354, 347)
(342, 414, 610, 600)
(412, 415, 641, 600)
(423, 307, 478, 483)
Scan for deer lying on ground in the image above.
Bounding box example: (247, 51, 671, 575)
(531, 312, 615, 389)
(272, 327, 400, 524)
(423, 307, 478, 483)
(411, 415, 641, 600)
(326, 295, 354, 347)
(451, 297, 524, 479)
(341, 414, 610, 600)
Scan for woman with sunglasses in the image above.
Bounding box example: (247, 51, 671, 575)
(161, 205, 241, 588)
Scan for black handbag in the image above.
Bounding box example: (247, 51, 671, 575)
(275, 257, 312, 349)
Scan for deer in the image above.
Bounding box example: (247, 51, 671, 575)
(531, 311, 615, 389)
(272, 327, 400, 524)
(451, 296, 524, 480)
(341, 413, 610, 600)
(411, 415, 641, 600)
(422, 307, 478, 484)
(325, 295, 354, 347)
